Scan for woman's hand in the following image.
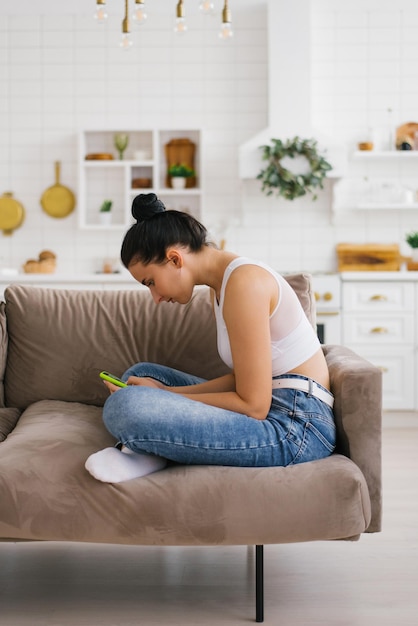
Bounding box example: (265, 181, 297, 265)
(102, 380, 122, 394)
(126, 376, 166, 389)
(103, 376, 166, 395)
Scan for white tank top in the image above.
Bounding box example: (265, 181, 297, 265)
(213, 257, 320, 376)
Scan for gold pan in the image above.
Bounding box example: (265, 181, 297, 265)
(0, 192, 25, 235)
(40, 161, 76, 218)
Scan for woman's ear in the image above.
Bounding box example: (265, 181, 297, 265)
(166, 248, 183, 267)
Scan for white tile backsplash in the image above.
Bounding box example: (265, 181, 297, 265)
(1, 1, 418, 277)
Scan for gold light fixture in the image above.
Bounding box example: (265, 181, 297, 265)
(199, 0, 214, 15)
(174, 0, 187, 35)
(132, 0, 147, 25)
(219, 0, 233, 40)
(120, 0, 133, 49)
(94, 0, 108, 22)
(94, 0, 234, 44)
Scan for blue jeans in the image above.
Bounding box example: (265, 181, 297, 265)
(102, 363, 336, 467)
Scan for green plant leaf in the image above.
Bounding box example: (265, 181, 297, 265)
(257, 136, 333, 201)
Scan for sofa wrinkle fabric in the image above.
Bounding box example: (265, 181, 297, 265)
(0, 399, 370, 545)
(0, 302, 7, 408)
(4, 285, 230, 410)
(0, 407, 21, 442)
(3, 277, 312, 411)
(0, 277, 381, 548)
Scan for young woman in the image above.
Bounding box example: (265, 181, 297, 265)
(85, 193, 336, 483)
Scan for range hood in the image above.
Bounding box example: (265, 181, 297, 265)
(239, 0, 343, 179)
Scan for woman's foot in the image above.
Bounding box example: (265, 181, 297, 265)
(85, 447, 167, 483)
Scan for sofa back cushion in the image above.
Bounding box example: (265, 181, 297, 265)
(4, 274, 314, 410)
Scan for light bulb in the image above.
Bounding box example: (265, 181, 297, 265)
(132, 1, 147, 25)
(174, 17, 188, 34)
(219, 1, 233, 39)
(219, 21, 233, 39)
(199, 0, 215, 14)
(94, 2, 108, 23)
(120, 33, 133, 49)
(174, 1, 187, 35)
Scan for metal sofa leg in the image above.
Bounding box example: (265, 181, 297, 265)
(255, 545, 264, 622)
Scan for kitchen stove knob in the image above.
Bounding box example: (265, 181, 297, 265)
(323, 292, 333, 301)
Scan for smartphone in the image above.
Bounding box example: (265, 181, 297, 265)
(99, 371, 128, 388)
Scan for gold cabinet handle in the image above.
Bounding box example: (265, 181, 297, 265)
(369, 294, 388, 302)
(370, 327, 389, 334)
(377, 366, 389, 373)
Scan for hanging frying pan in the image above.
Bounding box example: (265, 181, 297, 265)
(40, 161, 76, 218)
(0, 192, 25, 235)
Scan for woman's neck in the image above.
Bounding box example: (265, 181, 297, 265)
(194, 247, 238, 300)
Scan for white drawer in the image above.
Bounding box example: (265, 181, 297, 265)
(343, 313, 415, 345)
(344, 345, 415, 410)
(343, 282, 414, 312)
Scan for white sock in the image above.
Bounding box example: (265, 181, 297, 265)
(85, 447, 167, 483)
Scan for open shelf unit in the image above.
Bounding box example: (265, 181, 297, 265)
(78, 129, 202, 229)
(353, 150, 418, 159)
(332, 150, 418, 214)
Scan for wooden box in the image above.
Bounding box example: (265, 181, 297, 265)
(336, 243, 401, 272)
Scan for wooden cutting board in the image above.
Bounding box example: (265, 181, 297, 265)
(336, 243, 401, 271)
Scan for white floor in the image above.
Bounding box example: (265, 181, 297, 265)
(1, 415, 417, 626)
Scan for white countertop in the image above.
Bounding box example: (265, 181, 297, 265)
(341, 271, 418, 281)
(0, 272, 137, 284)
(3, 270, 418, 285)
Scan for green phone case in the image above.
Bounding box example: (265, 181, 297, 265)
(99, 371, 128, 388)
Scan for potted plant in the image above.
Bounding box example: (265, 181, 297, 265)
(99, 199, 112, 225)
(168, 163, 195, 189)
(406, 230, 418, 262)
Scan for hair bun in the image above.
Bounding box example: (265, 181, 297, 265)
(132, 193, 166, 222)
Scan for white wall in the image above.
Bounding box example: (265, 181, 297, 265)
(239, 0, 418, 272)
(1, 0, 418, 275)
(0, 2, 268, 274)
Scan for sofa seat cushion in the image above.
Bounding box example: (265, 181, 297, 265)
(0, 407, 21, 442)
(0, 400, 371, 545)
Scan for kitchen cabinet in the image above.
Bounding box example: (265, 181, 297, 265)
(341, 275, 417, 411)
(78, 129, 202, 229)
(333, 151, 418, 213)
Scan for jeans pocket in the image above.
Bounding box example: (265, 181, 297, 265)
(289, 419, 336, 465)
(307, 420, 336, 453)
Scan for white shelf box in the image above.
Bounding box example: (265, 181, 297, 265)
(81, 130, 154, 162)
(353, 150, 418, 159)
(78, 129, 203, 230)
(82, 165, 126, 227)
(158, 129, 201, 190)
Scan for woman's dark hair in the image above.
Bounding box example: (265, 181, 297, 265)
(121, 193, 209, 267)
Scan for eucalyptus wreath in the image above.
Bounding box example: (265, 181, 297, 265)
(257, 137, 332, 200)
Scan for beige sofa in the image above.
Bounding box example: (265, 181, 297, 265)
(0, 276, 382, 622)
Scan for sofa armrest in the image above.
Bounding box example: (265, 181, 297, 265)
(323, 344, 382, 533)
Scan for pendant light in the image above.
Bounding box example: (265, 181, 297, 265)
(132, 0, 147, 25)
(174, 0, 187, 35)
(120, 0, 133, 49)
(94, 0, 108, 22)
(219, 0, 233, 40)
(199, 0, 214, 15)
(93, 0, 235, 43)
